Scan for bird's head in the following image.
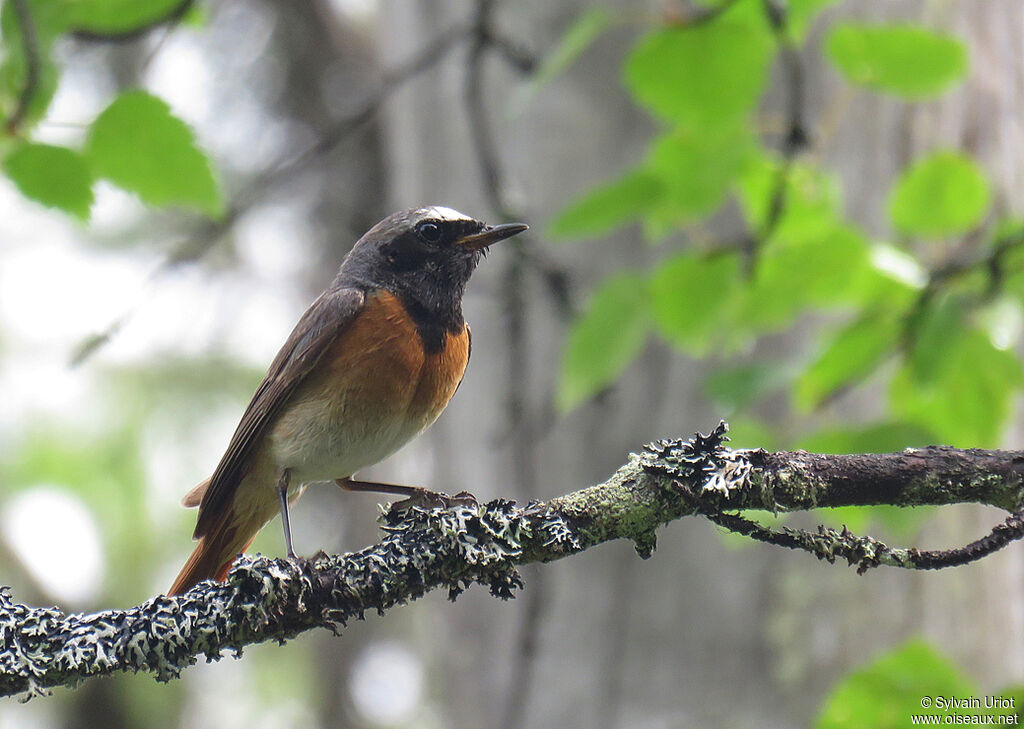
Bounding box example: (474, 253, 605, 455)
(338, 206, 528, 306)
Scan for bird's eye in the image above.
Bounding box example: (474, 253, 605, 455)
(416, 221, 443, 244)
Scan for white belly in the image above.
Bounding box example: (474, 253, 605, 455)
(270, 394, 425, 483)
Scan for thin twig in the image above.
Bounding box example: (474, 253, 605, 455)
(675, 479, 1024, 574)
(738, 0, 808, 269)
(5, 0, 42, 135)
(481, 26, 537, 74)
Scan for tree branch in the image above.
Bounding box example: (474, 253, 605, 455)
(3, 423, 1023, 699)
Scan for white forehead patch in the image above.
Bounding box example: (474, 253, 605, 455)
(423, 206, 473, 222)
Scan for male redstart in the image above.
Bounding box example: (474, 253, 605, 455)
(169, 207, 527, 595)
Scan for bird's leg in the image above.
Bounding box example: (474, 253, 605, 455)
(276, 468, 297, 559)
(335, 478, 476, 509)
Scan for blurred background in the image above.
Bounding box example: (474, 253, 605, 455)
(1, 0, 1023, 727)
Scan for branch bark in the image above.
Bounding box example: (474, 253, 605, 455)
(3, 424, 1023, 699)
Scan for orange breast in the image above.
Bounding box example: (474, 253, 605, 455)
(270, 290, 470, 481)
(323, 290, 470, 427)
(410, 319, 471, 429)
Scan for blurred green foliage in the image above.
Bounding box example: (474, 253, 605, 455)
(0, 0, 221, 219)
(86, 90, 222, 216)
(543, 8, 1019, 719)
(826, 24, 968, 98)
(816, 640, 1022, 728)
(557, 272, 650, 411)
(889, 151, 991, 237)
(2, 142, 93, 218)
(548, 0, 1021, 456)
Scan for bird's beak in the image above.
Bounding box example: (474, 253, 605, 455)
(456, 222, 529, 251)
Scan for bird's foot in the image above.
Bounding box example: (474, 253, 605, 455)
(288, 550, 330, 572)
(386, 488, 478, 515)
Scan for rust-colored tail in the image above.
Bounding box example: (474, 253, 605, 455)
(168, 512, 257, 596)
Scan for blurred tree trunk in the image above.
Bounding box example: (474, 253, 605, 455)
(380, 1, 1024, 728)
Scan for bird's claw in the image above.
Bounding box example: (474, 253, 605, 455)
(387, 488, 478, 514)
(289, 550, 329, 571)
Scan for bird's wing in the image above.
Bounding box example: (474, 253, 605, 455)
(193, 287, 366, 539)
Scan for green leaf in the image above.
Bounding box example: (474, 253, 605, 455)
(796, 310, 900, 410)
(548, 168, 662, 240)
(817, 640, 974, 729)
(866, 244, 926, 305)
(0, 0, 66, 128)
(625, 21, 774, 130)
(888, 151, 990, 237)
(533, 7, 615, 85)
(3, 143, 93, 219)
(67, 0, 192, 35)
(738, 155, 841, 240)
(650, 252, 739, 354)
(826, 24, 968, 98)
(551, 126, 755, 242)
(644, 126, 755, 231)
(738, 224, 874, 334)
(557, 273, 650, 412)
(890, 330, 1023, 447)
(85, 89, 223, 216)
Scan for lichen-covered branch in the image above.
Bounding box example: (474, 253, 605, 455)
(3, 424, 1024, 700)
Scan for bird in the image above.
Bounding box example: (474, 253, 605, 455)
(168, 206, 528, 595)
